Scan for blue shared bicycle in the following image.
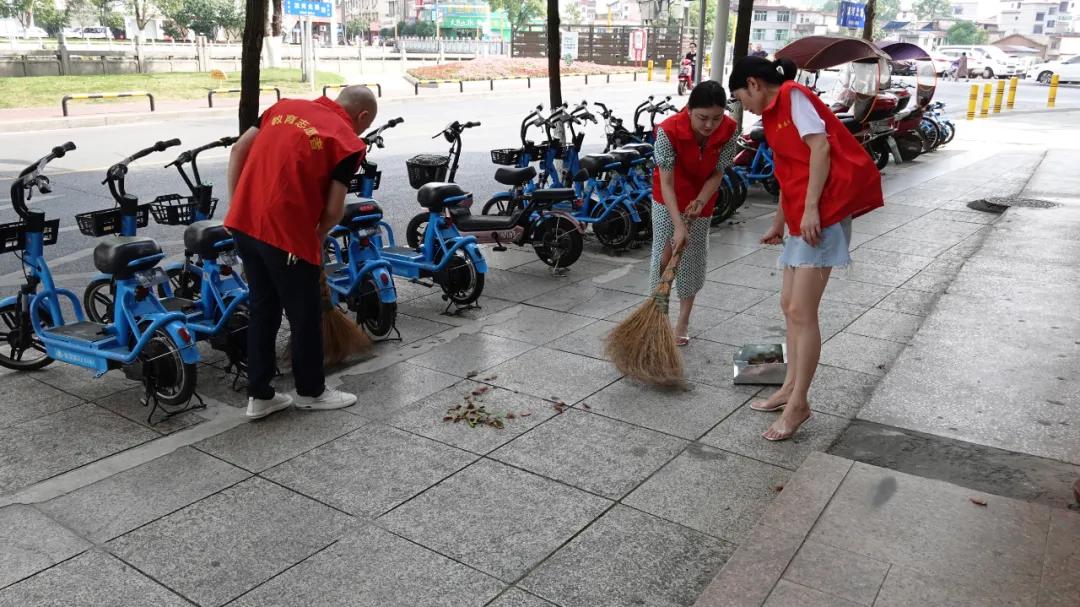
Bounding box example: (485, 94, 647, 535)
(0, 143, 200, 411)
(322, 117, 402, 338)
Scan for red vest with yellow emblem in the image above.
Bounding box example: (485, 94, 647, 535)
(652, 109, 737, 218)
(225, 97, 366, 265)
(763, 80, 883, 236)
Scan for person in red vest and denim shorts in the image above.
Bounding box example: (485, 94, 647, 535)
(729, 57, 883, 441)
(225, 86, 377, 419)
(650, 80, 738, 344)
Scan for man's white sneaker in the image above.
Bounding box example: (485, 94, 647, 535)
(293, 389, 357, 411)
(246, 392, 293, 419)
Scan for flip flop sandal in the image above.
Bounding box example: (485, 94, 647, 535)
(750, 399, 786, 412)
(762, 414, 812, 442)
(675, 335, 690, 347)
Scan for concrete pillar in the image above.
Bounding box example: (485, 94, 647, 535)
(134, 34, 145, 73)
(58, 33, 71, 76)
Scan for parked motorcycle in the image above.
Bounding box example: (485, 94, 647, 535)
(678, 57, 695, 96)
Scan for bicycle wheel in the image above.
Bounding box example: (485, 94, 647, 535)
(435, 248, 485, 306)
(0, 301, 53, 371)
(139, 329, 197, 407)
(405, 212, 428, 250)
(355, 277, 397, 339)
(592, 205, 636, 250)
(533, 216, 583, 268)
(83, 277, 114, 324)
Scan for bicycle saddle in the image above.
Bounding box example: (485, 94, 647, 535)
(340, 199, 383, 227)
(494, 166, 537, 187)
(184, 220, 234, 259)
(417, 182, 469, 211)
(94, 236, 162, 277)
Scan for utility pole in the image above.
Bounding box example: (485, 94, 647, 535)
(711, 0, 730, 82)
(695, 0, 705, 85)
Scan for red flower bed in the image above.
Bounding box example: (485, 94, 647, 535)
(409, 58, 637, 81)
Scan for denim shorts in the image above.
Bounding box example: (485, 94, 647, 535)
(778, 217, 852, 269)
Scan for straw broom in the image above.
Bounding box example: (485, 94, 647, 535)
(319, 270, 372, 365)
(604, 197, 708, 387)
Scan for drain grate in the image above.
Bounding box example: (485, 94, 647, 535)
(967, 197, 1058, 214)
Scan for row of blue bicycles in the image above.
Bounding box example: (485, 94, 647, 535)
(1, 139, 247, 418)
(0, 95, 726, 415)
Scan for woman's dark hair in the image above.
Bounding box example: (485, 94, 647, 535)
(686, 80, 727, 110)
(728, 57, 798, 91)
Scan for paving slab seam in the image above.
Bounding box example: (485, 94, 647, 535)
(0, 392, 248, 507)
(757, 463, 859, 600)
(220, 538, 344, 607)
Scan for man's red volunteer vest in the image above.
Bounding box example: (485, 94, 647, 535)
(652, 109, 737, 218)
(226, 97, 366, 265)
(763, 80, 883, 236)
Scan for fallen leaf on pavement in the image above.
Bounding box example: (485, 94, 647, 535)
(969, 497, 988, 506)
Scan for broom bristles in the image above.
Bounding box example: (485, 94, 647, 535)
(320, 271, 372, 365)
(605, 295, 684, 387)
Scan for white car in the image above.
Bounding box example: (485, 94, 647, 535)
(21, 26, 48, 38)
(1026, 56, 1080, 84)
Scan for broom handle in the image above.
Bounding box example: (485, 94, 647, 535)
(655, 196, 709, 296)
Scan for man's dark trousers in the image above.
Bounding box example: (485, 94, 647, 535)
(233, 231, 324, 400)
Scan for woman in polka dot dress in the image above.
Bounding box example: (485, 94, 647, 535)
(650, 81, 739, 345)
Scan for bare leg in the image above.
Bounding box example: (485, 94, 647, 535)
(751, 267, 796, 411)
(675, 295, 695, 340)
(764, 267, 831, 440)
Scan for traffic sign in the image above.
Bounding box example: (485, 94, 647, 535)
(836, 1, 866, 29)
(285, 0, 333, 18)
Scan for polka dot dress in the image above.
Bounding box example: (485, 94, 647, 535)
(648, 204, 711, 300)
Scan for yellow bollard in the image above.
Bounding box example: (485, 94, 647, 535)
(980, 83, 991, 116)
(993, 79, 1005, 113)
(1007, 77, 1018, 109)
(647, 59, 654, 81)
(1049, 73, 1060, 108)
(967, 84, 979, 120)
(665, 59, 672, 82)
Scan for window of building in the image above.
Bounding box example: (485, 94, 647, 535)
(1047, 19, 1055, 27)
(1061, 2, 1070, 11)
(776, 29, 789, 41)
(776, 11, 791, 22)
(953, 6, 963, 14)
(1035, 11, 1045, 20)
(1049, 6, 1057, 13)
(1034, 24, 1044, 33)
(754, 10, 767, 21)
(752, 28, 766, 40)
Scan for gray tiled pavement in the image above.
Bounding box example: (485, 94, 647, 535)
(3, 143, 1072, 605)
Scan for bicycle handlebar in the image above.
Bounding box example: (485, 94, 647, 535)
(165, 136, 236, 169)
(108, 139, 181, 182)
(362, 117, 403, 147)
(11, 142, 76, 220)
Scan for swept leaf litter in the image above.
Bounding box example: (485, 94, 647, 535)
(442, 385, 525, 429)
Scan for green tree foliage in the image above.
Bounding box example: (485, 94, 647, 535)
(215, 0, 244, 39)
(947, 20, 988, 44)
(487, 0, 544, 31)
(0, 0, 35, 27)
(914, 0, 950, 21)
(564, 2, 582, 25)
(344, 17, 368, 41)
(877, 0, 900, 21)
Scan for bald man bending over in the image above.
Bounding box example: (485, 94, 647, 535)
(225, 86, 378, 419)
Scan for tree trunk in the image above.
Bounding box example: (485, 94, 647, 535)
(733, 0, 752, 63)
(239, 0, 268, 132)
(862, 0, 875, 41)
(546, 0, 561, 109)
(272, 0, 283, 37)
